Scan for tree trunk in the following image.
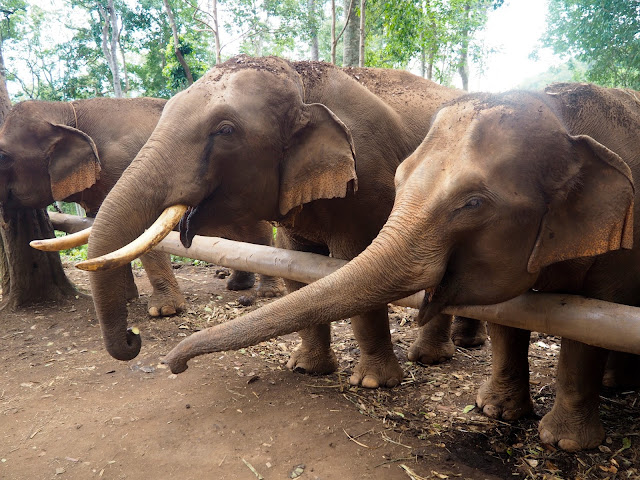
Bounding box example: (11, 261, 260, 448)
(119, 36, 130, 95)
(163, 0, 194, 85)
(0, 44, 10, 124)
(0, 207, 78, 310)
(308, 0, 319, 61)
(358, 0, 365, 67)
(342, 0, 359, 66)
(331, 0, 336, 64)
(98, 2, 123, 97)
(211, 0, 222, 64)
(457, 1, 470, 91)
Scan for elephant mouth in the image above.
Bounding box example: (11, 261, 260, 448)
(179, 206, 200, 248)
(416, 285, 448, 325)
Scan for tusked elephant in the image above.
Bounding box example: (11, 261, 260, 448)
(163, 82, 640, 451)
(0, 97, 283, 315)
(76, 55, 480, 386)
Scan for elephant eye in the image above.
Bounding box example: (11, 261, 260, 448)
(0, 151, 11, 168)
(464, 197, 482, 209)
(217, 125, 234, 136)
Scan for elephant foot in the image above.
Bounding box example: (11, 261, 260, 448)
(476, 376, 533, 421)
(451, 317, 487, 347)
(408, 313, 455, 365)
(602, 352, 640, 388)
(539, 402, 604, 451)
(226, 270, 256, 291)
(256, 275, 287, 298)
(147, 289, 186, 317)
(407, 337, 455, 365)
(286, 345, 339, 376)
(349, 353, 404, 389)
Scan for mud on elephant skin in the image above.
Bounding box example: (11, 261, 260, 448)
(164, 82, 640, 451)
(0, 98, 280, 314)
(82, 55, 478, 382)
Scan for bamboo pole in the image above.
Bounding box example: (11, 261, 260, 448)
(41, 213, 640, 354)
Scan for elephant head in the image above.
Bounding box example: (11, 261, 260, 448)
(0, 101, 101, 209)
(84, 56, 357, 360)
(163, 89, 635, 372)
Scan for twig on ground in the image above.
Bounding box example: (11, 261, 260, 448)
(381, 431, 412, 449)
(343, 428, 372, 448)
(374, 456, 414, 468)
(241, 458, 264, 479)
(399, 464, 428, 480)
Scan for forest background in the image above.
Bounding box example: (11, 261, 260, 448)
(3, 0, 640, 105)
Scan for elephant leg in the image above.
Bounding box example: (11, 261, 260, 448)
(349, 307, 404, 388)
(285, 278, 339, 375)
(451, 316, 487, 347)
(226, 270, 256, 291)
(477, 323, 533, 420)
(602, 352, 640, 388)
(139, 251, 186, 317)
(276, 232, 337, 374)
(408, 313, 456, 364)
(212, 221, 284, 297)
(123, 264, 139, 302)
(256, 274, 287, 298)
(539, 339, 607, 451)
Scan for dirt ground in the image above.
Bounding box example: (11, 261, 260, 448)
(1, 261, 639, 480)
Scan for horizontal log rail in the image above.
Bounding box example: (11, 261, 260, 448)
(45, 212, 640, 355)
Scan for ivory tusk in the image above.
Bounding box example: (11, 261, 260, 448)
(30, 227, 92, 251)
(75, 204, 188, 272)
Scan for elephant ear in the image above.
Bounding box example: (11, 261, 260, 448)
(279, 103, 357, 216)
(527, 134, 634, 273)
(47, 123, 101, 201)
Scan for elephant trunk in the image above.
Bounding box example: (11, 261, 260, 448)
(164, 211, 441, 373)
(88, 157, 171, 361)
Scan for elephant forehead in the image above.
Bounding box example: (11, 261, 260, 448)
(0, 114, 52, 148)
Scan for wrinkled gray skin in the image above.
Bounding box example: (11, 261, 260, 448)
(86, 56, 475, 386)
(164, 83, 640, 451)
(0, 98, 282, 316)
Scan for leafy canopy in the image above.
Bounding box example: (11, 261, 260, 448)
(542, 0, 640, 89)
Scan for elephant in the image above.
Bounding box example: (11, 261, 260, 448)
(0, 97, 283, 315)
(163, 82, 640, 451)
(78, 55, 481, 386)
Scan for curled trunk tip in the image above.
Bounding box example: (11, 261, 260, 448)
(105, 327, 142, 361)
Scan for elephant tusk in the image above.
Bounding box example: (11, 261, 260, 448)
(30, 227, 92, 251)
(75, 204, 188, 272)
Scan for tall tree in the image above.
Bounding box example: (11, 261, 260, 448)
(365, 0, 500, 87)
(542, 0, 640, 89)
(163, 0, 194, 85)
(308, 0, 319, 60)
(342, 0, 358, 65)
(98, 0, 123, 96)
(358, 0, 365, 67)
(186, 0, 223, 64)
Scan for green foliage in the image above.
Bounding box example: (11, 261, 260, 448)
(517, 61, 587, 90)
(542, 0, 640, 89)
(364, 0, 502, 85)
(5, 0, 504, 100)
(56, 234, 88, 262)
(162, 34, 209, 92)
(0, 0, 27, 42)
